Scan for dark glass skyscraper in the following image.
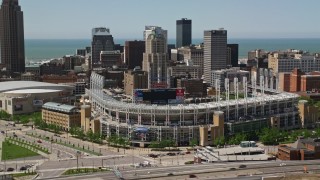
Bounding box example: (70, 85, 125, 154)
(0, 0, 25, 75)
(227, 44, 239, 67)
(176, 18, 192, 48)
(124, 40, 145, 69)
(91, 27, 114, 68)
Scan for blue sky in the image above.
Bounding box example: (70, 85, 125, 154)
(20, 0, 320, 39)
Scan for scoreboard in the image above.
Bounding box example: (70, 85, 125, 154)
(134, 88, 185, 104)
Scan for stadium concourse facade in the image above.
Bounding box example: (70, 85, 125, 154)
(89, 72, 300, 147)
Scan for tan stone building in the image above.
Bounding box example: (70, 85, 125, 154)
(142, 26, 168, 88)
(124, 69, 148, 95)
(168, 64, 202, 79)
(177, 45, 204, 75)
(199, 111, 224, 146)
(298, 100, 320, 128)
(80, 97, 100, 134)
(42, 102, 81, 131)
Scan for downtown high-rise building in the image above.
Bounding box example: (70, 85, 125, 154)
(124, 40, 145, 70)
(203, 29, 227, 85)
(91, 27, 114, 67)
(0, 0, 25, 75)
(176, 18, 192, 48)
(227, 44, 239, 67)
(142, 26, 168, 89)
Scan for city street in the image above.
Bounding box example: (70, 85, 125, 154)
(0, 120, 319, 180)
(33, 160, 320, 180)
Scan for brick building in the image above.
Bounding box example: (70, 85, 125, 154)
(41, 72, 78, 84)
(301, 73, 320, 92)
(176, 78, 206, 98)
(279, 68, 320, 93)
(290, 68, 305, 92)
(278, 137, 320, 160)
(278, 72, 291, 92)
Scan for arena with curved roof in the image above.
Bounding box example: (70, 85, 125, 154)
(0, 81, 75, 115)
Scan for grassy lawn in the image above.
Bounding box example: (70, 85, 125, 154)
(7, 138, 50, 154)
(26, 133, 101, 156)
(12, 172, 37, 177)
(63, 168, 108, 175)
(2, 141, 39, 160)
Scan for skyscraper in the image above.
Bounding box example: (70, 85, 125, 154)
(203, 29, 227, 85)
(91, 27, 114, 68)
(227, 44, 239, 67)
(142, 26, 168, 89)
(176, 18, 192, 48)
(124, 40, 145, 69)
(0, 0, 25, 75)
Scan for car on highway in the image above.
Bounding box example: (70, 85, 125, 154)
(280, 163, 286, 166)
(147, 154, 158, 158)
(229, 167, 236, 171)
(7, 167, 14, 172)
(167, 152, 176, 156)
(189, 174, 197, 178)
(25, 164, 33, 168)
(239, 164, 247, 168)
(167, 172, 174, 176)
(19, 166, 27, 171)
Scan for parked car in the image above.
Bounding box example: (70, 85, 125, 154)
(19, 166, 27, 171)
(186, 151, 191, 154)
(37, 140, 42, 143)
(239, 164, 247, 168)
(189, 174, 197, 178)
(167, 173, 174, 176)
(13, 134, 18, 137)
(0, 131, 5, 134)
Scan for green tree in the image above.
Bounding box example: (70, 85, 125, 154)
(228, 133, 247, 145)
(76, 128, 85, 140)
(213, 136, 225, 147)
(189, 138, 198, 148)
(86, 129, 94, 142)
(0, 110, 10, 120)
(93, 132, 102, 144)
(259, 128, 281, 145)
(149, 141, 160, 148)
